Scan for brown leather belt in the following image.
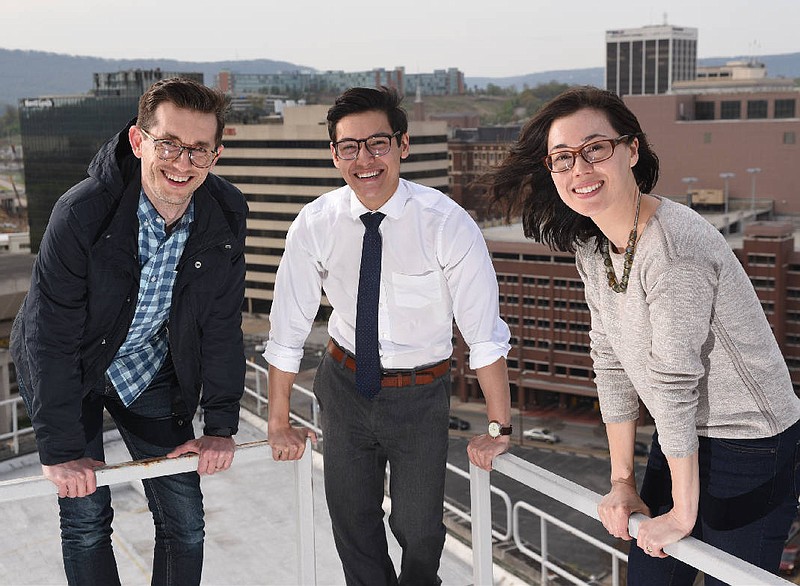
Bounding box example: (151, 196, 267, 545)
(326, 339, 450, 388)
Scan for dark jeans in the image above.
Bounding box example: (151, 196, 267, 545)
(18, 358, 204, 586)
(628, 420, 800, 586)
(313, 352, 450, 586)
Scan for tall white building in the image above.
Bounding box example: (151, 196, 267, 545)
(213, 105, 450, 314)
(606, 24, 698, 96)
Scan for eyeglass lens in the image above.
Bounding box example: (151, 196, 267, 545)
(547, 139, 616, 172)
(156, 141, 215, 168)
(336, 134, 396, 160)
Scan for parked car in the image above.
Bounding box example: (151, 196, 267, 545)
(780, 544, 800, 575)
(448, 416, 471, 431)
(522, 427, 560, 444)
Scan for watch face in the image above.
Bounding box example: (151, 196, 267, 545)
(488, 421, 501, 438)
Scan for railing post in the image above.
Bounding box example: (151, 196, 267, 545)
(12, 400, 18, 455)
(540, 518, 549, 586)
(470, 462, 494, 586)
(295, 438, 316, 585)
(255, 364, 264, 416)
(0, 350, 10, 437)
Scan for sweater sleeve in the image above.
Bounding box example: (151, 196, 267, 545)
(641, 256, 715, 458)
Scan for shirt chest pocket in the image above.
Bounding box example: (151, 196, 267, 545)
(391, 271, 442, 308)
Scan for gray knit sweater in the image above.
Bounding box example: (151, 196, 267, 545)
(575, 196, 800, 458)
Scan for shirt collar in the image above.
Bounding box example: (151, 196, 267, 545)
(347, 178, 409, 221)
(137, 189, 195, 233)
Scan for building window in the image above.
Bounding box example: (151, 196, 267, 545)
(785, 131, 796, 145)
(748, 254, 776, 266)
(695, 101, 715, 120)
(775, 99, 796, 119)
(720, 101, 741, 120)
(747, 100, 768, 119)
(750, 277, 775, 289)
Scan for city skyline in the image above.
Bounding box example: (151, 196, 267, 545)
(3, 0, 799, 78)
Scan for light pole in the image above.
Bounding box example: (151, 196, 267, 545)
(719, 172, 735, 235)
(681, 177, 698, 208)
(746, 167, 761, 213)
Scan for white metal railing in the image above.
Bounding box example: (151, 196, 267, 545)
(0, 396, 33, 455)
(471, 453, 794, 586)
(512, 500, 626, 585)
(245, 359, 321, 433)
(0, 439, 318, 586)
(1, 362, 794, 585)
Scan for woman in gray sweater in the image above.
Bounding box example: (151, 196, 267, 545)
(483, 86, 800, 585)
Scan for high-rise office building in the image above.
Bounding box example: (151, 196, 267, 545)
(606, 24, 697, 96)
(19, 70, 202, 251)
(213, 105, 450, 314)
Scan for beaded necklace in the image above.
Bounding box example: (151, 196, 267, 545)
(600, 190, 642, 293)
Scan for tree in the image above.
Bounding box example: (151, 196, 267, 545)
(0, 105, 20, 141)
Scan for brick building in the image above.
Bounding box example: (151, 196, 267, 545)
(451, 217, 800, 412)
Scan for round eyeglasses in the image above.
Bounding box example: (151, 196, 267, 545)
(139, 127, 219, 169)
(543, 135, 631, 173)
(332, 131, 402, 160)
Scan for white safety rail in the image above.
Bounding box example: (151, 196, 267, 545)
(1, 363, 793, 585)
(470, 453, 794, 586)
(0, 439, 318, 586)
(0, 396, 32, 455)
(245, 360, 321, 433)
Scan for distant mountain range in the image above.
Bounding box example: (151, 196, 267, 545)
(1, 48, 799, 108)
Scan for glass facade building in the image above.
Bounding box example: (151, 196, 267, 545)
(19, 95, 139, 251)
(19, 70, 204, 252)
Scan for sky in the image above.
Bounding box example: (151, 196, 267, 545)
(3, 0, 799, 78)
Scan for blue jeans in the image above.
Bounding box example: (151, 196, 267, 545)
(313, 351, 450, 586)
(18, 358, 204, 586)
(628, 420, 800, 586)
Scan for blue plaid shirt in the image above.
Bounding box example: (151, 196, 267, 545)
(106, 191, 194, 406)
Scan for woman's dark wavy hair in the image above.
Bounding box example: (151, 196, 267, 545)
(326, 86, 408, 146)
(482, 86, 659, 252)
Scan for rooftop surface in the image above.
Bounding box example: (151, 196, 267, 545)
(0, 409, 525, 586)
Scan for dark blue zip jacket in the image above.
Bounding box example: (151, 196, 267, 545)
(11, 120, 248, 465)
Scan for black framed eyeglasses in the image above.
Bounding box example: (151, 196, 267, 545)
(138, 127, 219, 169)
(332, 131, 402, 160)
(543, 135, 632, 173)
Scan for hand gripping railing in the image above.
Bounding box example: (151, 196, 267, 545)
(0, 439, 317, 586)
(470, 452, 793, 586)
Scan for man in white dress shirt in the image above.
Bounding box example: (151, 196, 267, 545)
(263, 86, 512, 586)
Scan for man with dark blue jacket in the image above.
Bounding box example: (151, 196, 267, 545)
(10, 78, 247, 586)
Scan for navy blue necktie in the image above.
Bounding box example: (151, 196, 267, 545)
(355, 211, 385, 398)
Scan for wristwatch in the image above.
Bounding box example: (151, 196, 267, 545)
(487, 420, 512, 438)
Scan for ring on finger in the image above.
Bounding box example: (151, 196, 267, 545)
(646, 545, 653, 553)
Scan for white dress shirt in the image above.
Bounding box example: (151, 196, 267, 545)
(264, 179, 511, 373)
